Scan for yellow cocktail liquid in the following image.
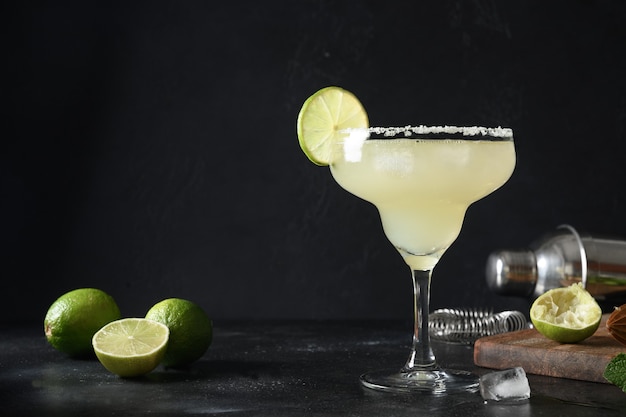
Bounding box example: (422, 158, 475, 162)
(330, 138, 516, 270)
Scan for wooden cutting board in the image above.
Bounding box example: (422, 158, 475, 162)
(474, 314, 625, 383)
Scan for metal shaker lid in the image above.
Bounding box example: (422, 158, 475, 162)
(485, 250, 538, 297)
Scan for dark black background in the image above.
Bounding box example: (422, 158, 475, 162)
(4, 1, 626, 322)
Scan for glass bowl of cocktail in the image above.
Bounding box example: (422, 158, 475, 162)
(297, 87, 516, 394)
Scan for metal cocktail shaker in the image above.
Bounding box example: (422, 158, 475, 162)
(485, 224, 626, 311)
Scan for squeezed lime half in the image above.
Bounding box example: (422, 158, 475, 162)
(530, 283, 602, 343)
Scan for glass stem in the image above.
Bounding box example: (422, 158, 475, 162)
(403, 268, 437, 372)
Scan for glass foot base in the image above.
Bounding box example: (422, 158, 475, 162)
(360, 368, 478, 394)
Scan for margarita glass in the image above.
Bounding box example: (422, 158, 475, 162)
(330, 125, 516, 393)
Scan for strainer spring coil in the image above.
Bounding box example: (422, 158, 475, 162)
(429, 308, 529, 344)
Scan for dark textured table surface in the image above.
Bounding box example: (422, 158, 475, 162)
(2, 321, 625, 416)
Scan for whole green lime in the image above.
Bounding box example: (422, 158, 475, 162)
(145, 298, 212, 367)
(44, 288, 122, 357)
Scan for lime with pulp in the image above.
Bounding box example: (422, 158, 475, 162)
(530, 283, 602, 343)
(92, 318, 169, 377)
(296, 86, 369, 166)
(44, 288, 122, 357)
(145, 298, 212, 367)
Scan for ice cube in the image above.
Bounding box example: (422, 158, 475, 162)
(479, 367, 531, 402)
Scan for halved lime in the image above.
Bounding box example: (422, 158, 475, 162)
(92, 318, 169, 377)
(296, 86, 369, 166)
(530, 283, 602, 343)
